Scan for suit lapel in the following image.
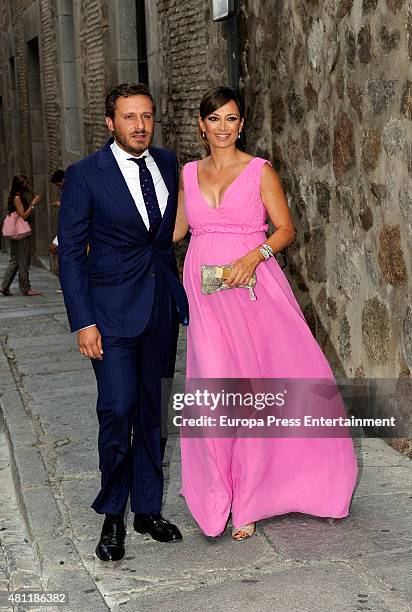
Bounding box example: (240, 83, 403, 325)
(96, 140, 177, 238)
(149, 146, 177, 235)
(97, 139, 149, 234)
(149, 147, 175, 197)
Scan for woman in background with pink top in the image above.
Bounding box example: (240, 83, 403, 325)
(1, 175, 42, 297)
(173, 86, 357, 540)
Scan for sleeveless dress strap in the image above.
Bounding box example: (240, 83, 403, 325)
(182, 161, 198, 192)
(254, 157, 272, 173)
(248, 157, 272, 197)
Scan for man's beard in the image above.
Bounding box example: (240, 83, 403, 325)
(113, 128, 153, 155)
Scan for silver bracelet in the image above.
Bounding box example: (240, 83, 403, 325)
(262, 243, 274, 256)
(259, 246, 270, 261)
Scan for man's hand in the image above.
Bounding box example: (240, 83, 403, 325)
(77, 326, 103, 359)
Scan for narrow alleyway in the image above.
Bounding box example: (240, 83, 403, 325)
(0, 254, 411, 612)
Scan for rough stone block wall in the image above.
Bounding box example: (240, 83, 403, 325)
(239, 0, 412, 388)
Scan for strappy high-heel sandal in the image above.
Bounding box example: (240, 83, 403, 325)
(231, 522, 256, 540)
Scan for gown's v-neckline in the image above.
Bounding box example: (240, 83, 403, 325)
(196, 158, 256, 210)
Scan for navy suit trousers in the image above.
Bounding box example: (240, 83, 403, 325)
(91, 279, 179, 515)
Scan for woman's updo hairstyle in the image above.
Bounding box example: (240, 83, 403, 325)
(197, 86, 244, 156)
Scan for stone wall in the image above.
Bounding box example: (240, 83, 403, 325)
(0, 0, 53, 254)
(157, 0, 228, 163)
(156, 0, 229, 269)
(238, 0, 412, 388)
(77, 1, 111, 154)
(0, 2, 10, 224)
(0, 0, 126, 256)
(0, 1, 34, 184)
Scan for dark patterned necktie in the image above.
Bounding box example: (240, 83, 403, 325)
(128, 157, 162, 234)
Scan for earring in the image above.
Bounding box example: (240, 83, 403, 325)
(238, 132, 241, 139)
(202, 132, 206, 139)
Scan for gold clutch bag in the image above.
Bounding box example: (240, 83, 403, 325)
(201, 265, 257, 301)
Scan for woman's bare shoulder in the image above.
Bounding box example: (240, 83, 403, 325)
(261, 162, 284, 193)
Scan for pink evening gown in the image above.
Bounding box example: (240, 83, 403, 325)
(180, 157, 358, 536)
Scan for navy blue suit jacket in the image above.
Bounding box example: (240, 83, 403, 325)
(58, 138, 189, 336)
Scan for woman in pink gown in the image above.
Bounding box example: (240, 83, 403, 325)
(173, 86, 357, 539)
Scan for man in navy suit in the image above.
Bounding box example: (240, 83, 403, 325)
(58, 83, 189, 561)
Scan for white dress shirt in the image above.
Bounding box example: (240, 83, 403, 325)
(77, 140, 169, 333)
(110, 139, 169, 230)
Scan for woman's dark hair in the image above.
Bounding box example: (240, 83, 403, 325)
(198, 86, 244, 155)
(7, 175, 28, 213)
(105, 83, 156, 119)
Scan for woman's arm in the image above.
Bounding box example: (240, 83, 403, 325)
(226, 163, 295, 286)
(14, 195, 35, 220)
(173, 170, 189, 242)
(258, 163, 296, 251)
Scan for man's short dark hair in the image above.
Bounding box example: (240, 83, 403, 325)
(51, 169, 65, 184)
(105, 83, 156, 119)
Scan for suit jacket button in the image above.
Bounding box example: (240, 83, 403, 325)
(148, 271, 155, 277)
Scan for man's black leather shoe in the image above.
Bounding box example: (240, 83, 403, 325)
(133, 513, 182, 542)
(95, 514, 125, 561)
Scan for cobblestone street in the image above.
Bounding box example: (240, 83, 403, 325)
(0, 254, 411, 611)
(0, 421, 43, 611)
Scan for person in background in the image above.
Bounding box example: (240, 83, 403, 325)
(0, 175, 42, 296)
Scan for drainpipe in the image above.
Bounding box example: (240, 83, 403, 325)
(212, 0, 238, 90)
